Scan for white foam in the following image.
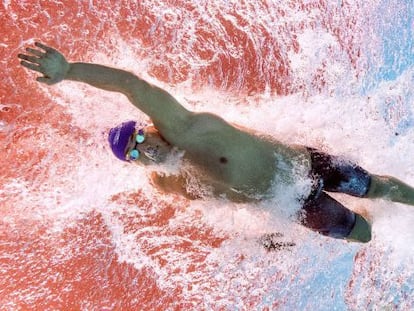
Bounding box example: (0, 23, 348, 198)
(373, 202, 414, 264)
(44, 28, 414, 255)
(7, 0, 414, 308)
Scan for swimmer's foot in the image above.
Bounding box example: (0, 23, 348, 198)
(259, 233, 295, 251)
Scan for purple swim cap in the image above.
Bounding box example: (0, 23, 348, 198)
(108, 121, 136, 161)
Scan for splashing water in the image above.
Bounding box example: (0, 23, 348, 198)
(1, 0, 414, 310)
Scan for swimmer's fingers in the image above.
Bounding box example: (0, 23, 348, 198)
(25, 47, 45, 58)
(19, 59, 53, 85)
(19, 60, 43, 73)
(19, 42, 70, 85)
(34, 42, 57, 54)
(17, 53, 41, 65)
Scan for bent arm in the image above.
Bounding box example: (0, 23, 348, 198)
(66, 62, 138, 94)
(18, 43, 193, 138)
(65, 62, 192, 135)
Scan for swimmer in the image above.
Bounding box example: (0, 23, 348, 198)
(18, 42, 414, 243)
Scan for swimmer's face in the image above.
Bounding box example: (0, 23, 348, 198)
(124, 126, 171, 165)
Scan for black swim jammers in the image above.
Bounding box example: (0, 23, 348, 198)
(300, 148, 371, 239)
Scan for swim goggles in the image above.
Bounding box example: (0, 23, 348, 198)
(126, 129, 145, 161)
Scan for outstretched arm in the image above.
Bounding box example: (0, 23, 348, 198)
(18, 42, 193, 138)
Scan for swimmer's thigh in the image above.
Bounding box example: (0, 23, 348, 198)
(307, 148, 371, 197)
(301, 192, 356, 239)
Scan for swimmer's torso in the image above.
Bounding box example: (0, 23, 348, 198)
(155, 112, 312, 201)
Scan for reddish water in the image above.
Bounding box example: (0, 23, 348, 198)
(3, 1, 413, 310)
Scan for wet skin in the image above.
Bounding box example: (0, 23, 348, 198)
(18, 43, 414, 243)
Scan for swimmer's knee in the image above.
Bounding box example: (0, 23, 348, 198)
(364, 174, 382, 198)
(346, 214, 372, 243)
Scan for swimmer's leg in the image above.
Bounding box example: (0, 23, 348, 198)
(366, 174, 414, 206)
(311, 151, 414, 206)
(346, 214, 372, 243)
(301, 192, 371, 243)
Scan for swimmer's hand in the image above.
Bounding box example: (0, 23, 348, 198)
(18, 42, 70, 85)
